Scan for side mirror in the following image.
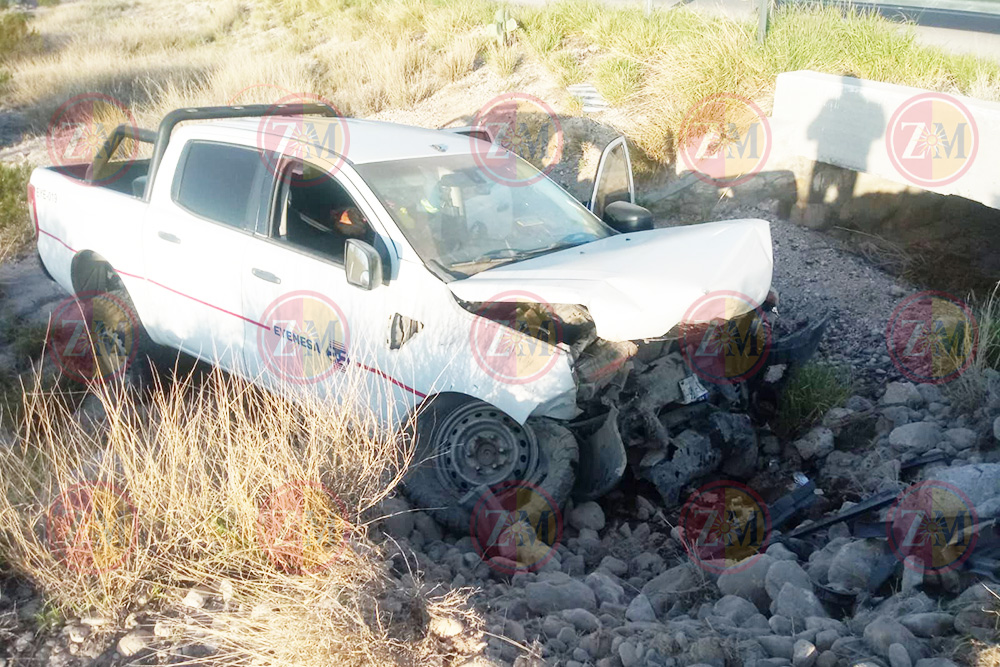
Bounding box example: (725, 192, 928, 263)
(345, 239, 383, 290)
(603, 201, 653, 233)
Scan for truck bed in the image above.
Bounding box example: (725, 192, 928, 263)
(50, 159, 150, 198)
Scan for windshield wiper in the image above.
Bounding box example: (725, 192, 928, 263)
(450, 239, 581, 270)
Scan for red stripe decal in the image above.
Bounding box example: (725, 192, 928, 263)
(39, 229, 76, 253)
(37, 228, 426, 398)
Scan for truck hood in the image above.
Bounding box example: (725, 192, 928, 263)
(448, 218, 773, 342)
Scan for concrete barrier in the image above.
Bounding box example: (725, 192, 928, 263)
(771, 70, 1000, 209)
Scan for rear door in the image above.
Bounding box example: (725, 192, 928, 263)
(141, 140, 270, 371)
(589, 136, 635, 221)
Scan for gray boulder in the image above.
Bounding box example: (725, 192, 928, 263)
(772, 583, 829, 623)
(827, 539, 885, 592)
(846, 395, 874, 411)
(569, 501, 606, 532)
(759, 636, 794, 659)
(379, 496, 415, 537)
(943, 428, 977, 450)
(712, 595, 759, 625)
(794, 427, 835, 461)
(915, 383, 943, 405)
(977, 496, 1000, 519)
(526, 578, 597, 614)
(561, 608, 601, 633)
(640, 562, 703, 614)
(888, 422, 942, 453)
(927, 463, 1000, 506)
(793, 640, 819, 667)
(765, 560, 813, 602)
(584, 572, 624, 606)
(881, 382, 924, 408)
(888, 643, 912, 667)
(899, 612, 954, 638)
(914, 660, 960, 667)
(863, 617, 925, 663)
(624, 594, 657, 623)
(717, 554, 775, 611)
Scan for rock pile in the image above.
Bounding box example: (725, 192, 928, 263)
(364, 379, 1000, 667)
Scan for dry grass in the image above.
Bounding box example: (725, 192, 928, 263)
(967, 584, 1000, 666)
(0, 367, 479, 666)
(5, 0, 493, 130)
(6, 0, 999, 167)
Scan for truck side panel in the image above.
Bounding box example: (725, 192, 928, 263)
(32, 168, 154, 328)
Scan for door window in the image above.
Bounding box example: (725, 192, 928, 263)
(270, 159, 375, 264)
(590, 137, 635, 221)
(172, 141, 267, 230)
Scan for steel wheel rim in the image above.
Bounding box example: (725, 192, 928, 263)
(435, 402, 539, 495)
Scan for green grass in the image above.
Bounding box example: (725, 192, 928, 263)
(976, 285, 1000, 372)
(511, 2, 1000, 160)
(594, 55, 644, 105)
(0, 163, 32, 261)
(776, 362, 853, 437)
(945, 283, 1000, 414)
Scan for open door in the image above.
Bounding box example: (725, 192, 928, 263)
(589, 136, 635, 221)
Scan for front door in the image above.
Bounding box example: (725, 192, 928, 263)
(241, 156, 405, 416)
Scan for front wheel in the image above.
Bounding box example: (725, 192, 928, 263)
(403, 397, 579, 534)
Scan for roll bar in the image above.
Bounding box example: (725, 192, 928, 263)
(94, 103, 339, 197)
(90, 125, 156, 183)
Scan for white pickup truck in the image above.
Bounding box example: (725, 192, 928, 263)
(31, 104, 813, 529)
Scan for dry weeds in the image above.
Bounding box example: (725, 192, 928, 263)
(0, 366, 479, 666)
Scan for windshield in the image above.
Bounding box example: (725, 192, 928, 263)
(355, 153, 613, 279)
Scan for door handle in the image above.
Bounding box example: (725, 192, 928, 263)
(252, 268, 281, 284)
(157, 230, 181, 244)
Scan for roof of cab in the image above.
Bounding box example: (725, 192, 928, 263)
(211, 116, 482, 165)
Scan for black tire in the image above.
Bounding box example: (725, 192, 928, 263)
(403, 397, 579, 534)
(91, 288, 155, 389)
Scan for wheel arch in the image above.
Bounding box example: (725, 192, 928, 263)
(70, 250, 123, 295)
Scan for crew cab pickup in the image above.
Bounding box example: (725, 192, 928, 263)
(30, 104, 797, 530)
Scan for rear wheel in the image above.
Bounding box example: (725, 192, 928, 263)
(403, 397, 579, 534)
(87, 287, 155, 389)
